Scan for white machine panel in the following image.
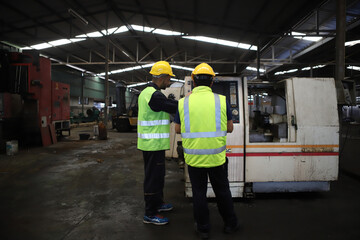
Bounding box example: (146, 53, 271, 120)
(245, 78, 339, 185)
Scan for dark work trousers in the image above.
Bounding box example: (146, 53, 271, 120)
(188, 162, 237, 232)
(143, 150, 165, 216)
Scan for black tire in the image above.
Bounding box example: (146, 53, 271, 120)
(115, 118, 131, 132)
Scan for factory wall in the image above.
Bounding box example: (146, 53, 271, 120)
(51, 68, 116, 115)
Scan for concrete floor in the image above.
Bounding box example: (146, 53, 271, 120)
(0, 125, 360, 240)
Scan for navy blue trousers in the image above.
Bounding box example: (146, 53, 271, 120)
(188, 161, 237, 232)
(143, 150, 165, 216)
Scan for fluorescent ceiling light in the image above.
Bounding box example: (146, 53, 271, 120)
(292, 31, 322, 42)
(302, 36, 323, 42)
(65, 64, 86, 72)
(98, 63, 154, 76)
(345, 40, 360, 47)
(301, 65, 325, 71)
(183, 36, 257, 51)
(246, 66, 266, 73)
(274, 69, 298, 75)
(170, 78, 185, 83)
(98, 64, 195, 76)
(127, 82, 151, 88)
(347, 65, 360, 71)
(170, 65, 194, 71)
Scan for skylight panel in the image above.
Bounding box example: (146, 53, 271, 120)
(237, 43, 252, 50)
(49, 39, 72, 46)
(101, 27, 118, 35)
(250, 45, 258, 51)
(183, 36, 256, 51)
(131, 24, 154, 32)
(86, 31, 103, 37)
(216, 39, 238, 47)
(31, 43, 52, 50)
(70, 38, 86, 43)
(152, 29, 182, 36)
(114, 26, 128, 34)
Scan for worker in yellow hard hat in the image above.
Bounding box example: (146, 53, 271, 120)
(174, 63, 238, 237)
(149, 61, 175, 90)
(137, 60, 178, 225)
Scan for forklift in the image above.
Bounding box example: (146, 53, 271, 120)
(112, 82, 139, 132)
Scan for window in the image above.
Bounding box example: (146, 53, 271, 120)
(248, 82, 288, 142)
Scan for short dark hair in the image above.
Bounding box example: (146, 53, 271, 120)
(193, 74, 213, 87)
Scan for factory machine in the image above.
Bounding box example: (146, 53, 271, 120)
(166, 76, 339, 198)
(0, 51, 70, 151)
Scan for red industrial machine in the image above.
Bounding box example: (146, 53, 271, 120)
(52, 81, 71, 137)
(0, 51, 70, 152)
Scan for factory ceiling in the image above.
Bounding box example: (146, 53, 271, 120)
(1, 0, 360, 85)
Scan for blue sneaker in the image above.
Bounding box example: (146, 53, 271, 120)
(143, 215, 169, 225)
(157, 203, 173, 212)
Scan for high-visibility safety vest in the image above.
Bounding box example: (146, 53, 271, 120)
(178, 86, 227, 167)
(137, 86, 170, 151)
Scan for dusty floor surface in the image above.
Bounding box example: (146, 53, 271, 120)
(0, 125, 359, 240)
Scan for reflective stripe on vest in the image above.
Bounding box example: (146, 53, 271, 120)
(138, 119, 170, 126)
(181, 93, 226, 139)
(183, 145, 226, 155)
(138, 133, 170, 139)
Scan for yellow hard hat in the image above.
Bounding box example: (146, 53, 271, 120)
(191, 63, 215, 80)
(149, 61, 175, 77)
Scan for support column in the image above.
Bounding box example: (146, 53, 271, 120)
(335, 0, 346, 103)
(257, 41, 260, 79)
(81, 72, 84, 115)
(104, 39, 109, 127)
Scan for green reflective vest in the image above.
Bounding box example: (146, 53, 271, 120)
(178, 86, 227, 167)
(137, 86, 170, 151)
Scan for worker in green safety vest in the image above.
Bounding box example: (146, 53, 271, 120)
(138, 61, 178, 226)
(175, 63, 239, 238)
